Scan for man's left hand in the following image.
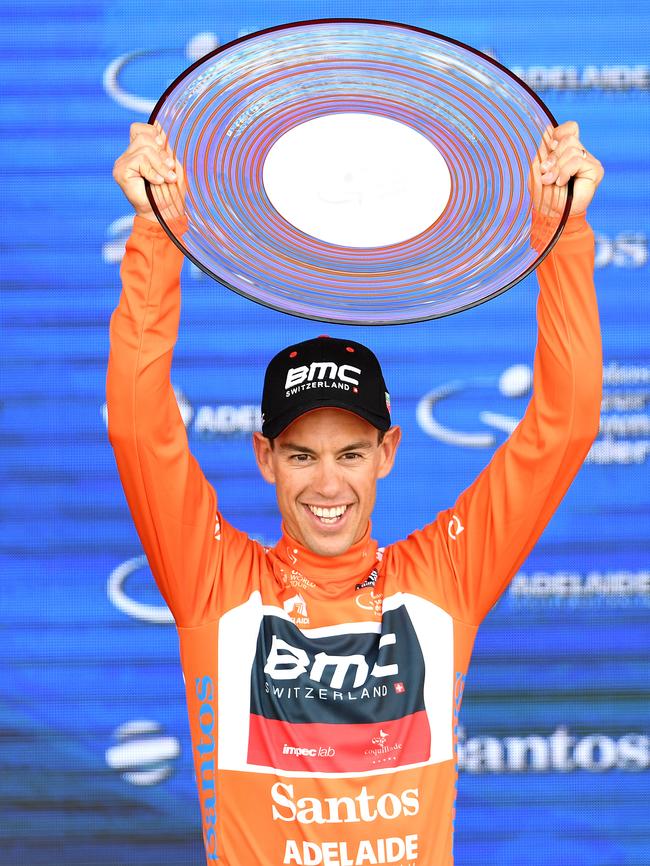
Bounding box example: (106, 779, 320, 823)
(538, 120, 605, 215)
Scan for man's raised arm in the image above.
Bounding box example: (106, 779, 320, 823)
(399, 121, 605, 624)
(106, 123, 219, 625)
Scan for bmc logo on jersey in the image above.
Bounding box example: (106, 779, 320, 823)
(264, 632, 398, 689)
(285, 362, 362, 390)
(250, 607, 426, 722)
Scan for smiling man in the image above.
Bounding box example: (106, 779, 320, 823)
(253, 336, 401, 558)
(108, 121, 603, 865)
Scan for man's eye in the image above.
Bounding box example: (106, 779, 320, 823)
(342, 452, 363, 460)
(290, 453, 312, 463)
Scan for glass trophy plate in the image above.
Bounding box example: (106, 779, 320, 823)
(147, 18, 572, 324)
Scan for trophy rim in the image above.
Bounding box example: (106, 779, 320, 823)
(145, 17, 573, 325)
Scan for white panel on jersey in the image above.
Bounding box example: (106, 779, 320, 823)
(218, 591, 264, 771)
(383, 592, 454, 764)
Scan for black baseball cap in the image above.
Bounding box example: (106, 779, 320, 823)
(261, 336, 391, 439)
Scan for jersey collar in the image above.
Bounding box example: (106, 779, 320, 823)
(272, 522, 379, 594)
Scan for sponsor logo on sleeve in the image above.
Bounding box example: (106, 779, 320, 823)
(194, 675, 219, 861)
(447, 515, 464, 541)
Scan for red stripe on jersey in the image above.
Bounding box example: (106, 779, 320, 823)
(247, 710, 431, 772)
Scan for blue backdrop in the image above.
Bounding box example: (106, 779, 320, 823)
(2, 1, 648, 864)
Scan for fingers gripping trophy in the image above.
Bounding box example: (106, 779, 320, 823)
(112, 121, 186, 227)
(109, 20, 604, 866)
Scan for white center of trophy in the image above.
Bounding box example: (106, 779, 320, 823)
(262, 113, 451, 248)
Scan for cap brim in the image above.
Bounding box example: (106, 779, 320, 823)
(262, 398, 390, 439)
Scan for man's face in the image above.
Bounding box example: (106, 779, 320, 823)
(253, 408, 401, 557)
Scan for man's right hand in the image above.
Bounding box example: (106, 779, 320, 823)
(112, 122, 185, 223)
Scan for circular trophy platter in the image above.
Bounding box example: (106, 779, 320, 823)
(147, 18, 572, 324)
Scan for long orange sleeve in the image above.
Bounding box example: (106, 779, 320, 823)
(394, 211, 603, 624)
(106, 215, 221, 626)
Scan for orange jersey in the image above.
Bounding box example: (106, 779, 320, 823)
(106, 213, 601, 866)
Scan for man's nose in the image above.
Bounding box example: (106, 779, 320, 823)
(312, 458, 344, 499)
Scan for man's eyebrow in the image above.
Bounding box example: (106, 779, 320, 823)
(278, 442, 317, 454)
(278, 440, 374, 454)
(337, 440, 374, 452)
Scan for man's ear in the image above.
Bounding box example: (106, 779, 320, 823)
(377, 425, 402, 479)
(252, 431, 276, 484)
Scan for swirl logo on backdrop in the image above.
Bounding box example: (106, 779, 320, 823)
(103, 31, 254, 113)
(108, 555, 174, 624)
(417, 360, 650, 464)
(104, 33, 219, 113)
(417, 363, 533, 449)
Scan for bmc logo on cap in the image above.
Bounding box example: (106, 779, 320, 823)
(285, 362, 362, 390)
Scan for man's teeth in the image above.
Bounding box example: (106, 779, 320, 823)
(307, 505, 348, 523)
